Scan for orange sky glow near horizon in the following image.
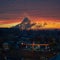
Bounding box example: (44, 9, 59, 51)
(0, 0, 60, 30)
(0, 17, 60, 29)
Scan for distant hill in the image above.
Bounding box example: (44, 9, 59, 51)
(13, 17, 36, 30)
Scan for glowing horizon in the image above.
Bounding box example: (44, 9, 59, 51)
(0, 17, 60, 29)
(0, 0, 60, 29)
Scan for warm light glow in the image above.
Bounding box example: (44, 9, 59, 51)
(0, 17, 60, 29)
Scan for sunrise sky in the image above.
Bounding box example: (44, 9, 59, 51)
(0, 0, 60, 29)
